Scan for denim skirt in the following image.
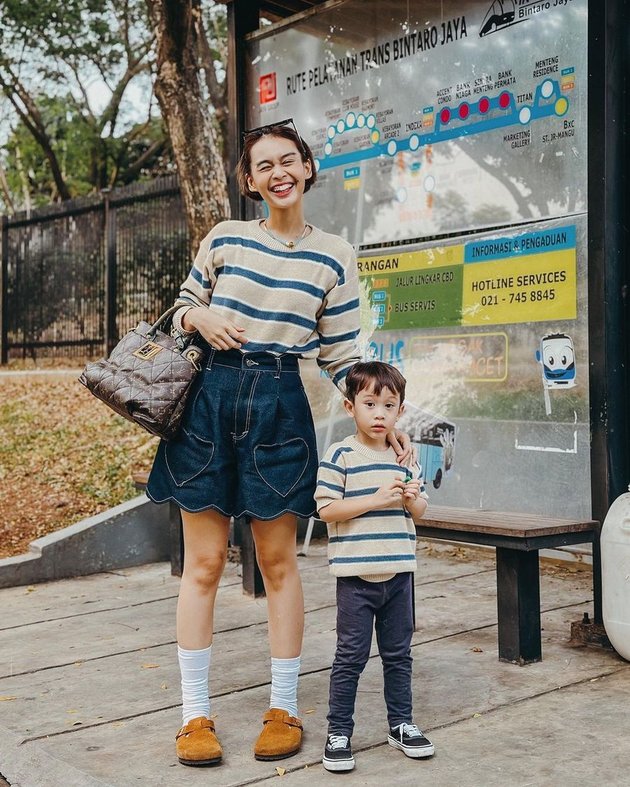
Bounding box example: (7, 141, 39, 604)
(146, 347, 318, 520)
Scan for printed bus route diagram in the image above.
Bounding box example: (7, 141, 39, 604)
(316, 77, 571, 172)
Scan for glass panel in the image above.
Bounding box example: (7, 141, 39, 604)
(246, 0, 590, 518)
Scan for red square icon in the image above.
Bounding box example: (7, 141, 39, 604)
(259, 72, 277, 104)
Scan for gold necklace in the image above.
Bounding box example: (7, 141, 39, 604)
(263, 220, 309, 249)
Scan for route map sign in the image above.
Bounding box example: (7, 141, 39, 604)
(245, 0, 591, 519)
(246, 0, 587, 245)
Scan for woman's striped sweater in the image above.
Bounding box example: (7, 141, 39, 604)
(314, 435, 429, 578)
(173, 219, 361, 391)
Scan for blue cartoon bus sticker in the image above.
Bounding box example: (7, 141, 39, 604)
(400, 403, 456, 489)
(535, 333, 576, 415)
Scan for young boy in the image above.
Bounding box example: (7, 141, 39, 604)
(314, 361, 433, 773)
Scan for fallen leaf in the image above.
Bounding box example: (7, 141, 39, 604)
(0, 696, 17, 702)
(471, 647, 483, 653)
(473, 713, 482, 718)
(25, 586, 36, 593)
(275, 767, 286, 776)
(160, 683, 168, 690)
(141, 663, 160, 669)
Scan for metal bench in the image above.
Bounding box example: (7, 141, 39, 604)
(416, 506, 597, 665)
(132, 471, 264, 597)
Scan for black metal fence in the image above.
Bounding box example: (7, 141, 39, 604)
(0, 175, 191, 363)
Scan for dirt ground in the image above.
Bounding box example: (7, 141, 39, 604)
(0, 368, 158, 558)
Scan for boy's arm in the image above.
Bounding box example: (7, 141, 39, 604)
(403, 462, 430, 523)
(319, 480, 407, 523)
(318, 496, 375, 523)
(404, 491, 428, 523)
(315, 446, 410, 524)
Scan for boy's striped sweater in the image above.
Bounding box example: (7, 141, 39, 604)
(173, 219, 361, 391)
(314, 435, 429, 578)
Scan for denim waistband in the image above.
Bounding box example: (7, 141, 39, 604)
(206, 347, 300, 373)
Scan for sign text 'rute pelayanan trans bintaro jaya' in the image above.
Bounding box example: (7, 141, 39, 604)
(359, 225, 577, 330)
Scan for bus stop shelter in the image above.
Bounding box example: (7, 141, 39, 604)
(224, 0, 629, 633)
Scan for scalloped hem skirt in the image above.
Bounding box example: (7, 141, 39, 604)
(146, 347, 318, 520)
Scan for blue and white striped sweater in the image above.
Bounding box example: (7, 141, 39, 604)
(314, 435, 429, 577)
(173, 220, 361, 391)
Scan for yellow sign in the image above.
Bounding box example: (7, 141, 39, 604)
(461, 249, 576, 326)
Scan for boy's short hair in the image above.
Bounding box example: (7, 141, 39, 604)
(345, 362, 406, 403)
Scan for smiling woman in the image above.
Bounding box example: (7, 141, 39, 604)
(142, 118, 412, 769)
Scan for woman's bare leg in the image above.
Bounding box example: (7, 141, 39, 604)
(177, 508, 231, 648)
(174, 509, 229, 763)
(251, 514, 304, 657)
(251, 514, 304, 758)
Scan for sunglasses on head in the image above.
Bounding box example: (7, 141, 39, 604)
(242, 117, 307, 155)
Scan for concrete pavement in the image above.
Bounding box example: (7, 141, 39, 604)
(0, 541, 628, 786)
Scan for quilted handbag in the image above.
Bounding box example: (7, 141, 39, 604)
(78, 306, 205, 440)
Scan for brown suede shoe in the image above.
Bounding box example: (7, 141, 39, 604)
(254, 708, 303, 761)
(176, 716, 222, 766)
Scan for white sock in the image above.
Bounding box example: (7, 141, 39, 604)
(269, 655, 301, 717)
(178, 644, 212, 725)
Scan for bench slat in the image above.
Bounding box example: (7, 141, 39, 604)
(422, 505, 596, 539)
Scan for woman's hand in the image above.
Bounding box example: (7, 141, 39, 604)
(387, 429, 417, 467)
(184, 307, 248, 351)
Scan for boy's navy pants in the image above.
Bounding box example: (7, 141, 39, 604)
(327, 572, 414, 737)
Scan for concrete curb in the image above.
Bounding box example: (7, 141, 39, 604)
(0, 496, 170, 589)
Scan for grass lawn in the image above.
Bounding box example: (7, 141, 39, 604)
(0, 369, 159, 558)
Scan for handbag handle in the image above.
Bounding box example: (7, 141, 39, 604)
(148, 305, 190, 338)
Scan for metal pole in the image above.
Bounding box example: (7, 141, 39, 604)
(0, 215, 8, 364)
(102, 189, 117, 356)
(226, 0, 260, 220)
(587, 0, 630, 625)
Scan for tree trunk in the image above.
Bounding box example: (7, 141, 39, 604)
(146, 0, 230, 255)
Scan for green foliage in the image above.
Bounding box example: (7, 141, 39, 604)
(0, 0, 177, 210)
(0, 0, 145, 76)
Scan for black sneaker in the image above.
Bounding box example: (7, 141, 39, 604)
(322, 733, 355, 772)
(388, 723, 435, 759)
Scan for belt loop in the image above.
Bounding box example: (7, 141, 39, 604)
(274, 356, 281, 379)
(207, 348, 216, 370)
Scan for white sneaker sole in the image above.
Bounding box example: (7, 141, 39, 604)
(322, 755, 356, 772)
(387, 736, 435, 758)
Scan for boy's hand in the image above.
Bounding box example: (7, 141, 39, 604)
(403, 479, 421, 504)
(403, 478, 428, 521)
(371, 479, 406, 509)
